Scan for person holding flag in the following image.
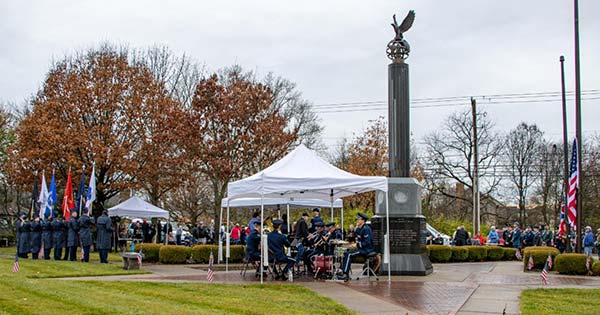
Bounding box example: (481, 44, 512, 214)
(16, 212, 31, 259)
(67, 210, 80, 261)
(51, 214, 66, 260)
(79, 209, 95, 263)
(41, 213, 53, 260)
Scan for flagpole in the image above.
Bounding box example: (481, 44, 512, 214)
(573, 0, 583, 254)
(559, 55, 571, 253)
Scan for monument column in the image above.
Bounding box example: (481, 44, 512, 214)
(371, 10, 432, 276)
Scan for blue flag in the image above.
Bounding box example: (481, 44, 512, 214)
(75, 169, 86, 215)
(46, 172, 57, 218)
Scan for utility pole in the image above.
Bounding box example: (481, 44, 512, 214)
(574, 0, 583, 253)
(560, 55, 571, 253)
(471, 97, 480, 235)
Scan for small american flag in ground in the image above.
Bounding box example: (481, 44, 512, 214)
(547, 253, 553, 269)
(528, 255, 534, 270)
(586, 255, 591, 272)
(207, 251, 214, 283)
(540, 261, 549, 285)
(12, 255, 19, 273)
(515, 249, 522, 260)
(137, 251, 143, 267)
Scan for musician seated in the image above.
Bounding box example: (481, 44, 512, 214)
(267, 219, 295, 280)
(245, 221, 262, 263)
(303, 221, 327, 273)
(324, 222, 342, 255)
(339, 213, 374, 281)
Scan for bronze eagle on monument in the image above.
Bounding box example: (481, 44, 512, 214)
(391, 10, 415, 40)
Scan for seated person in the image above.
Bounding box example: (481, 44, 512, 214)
(304, 221, 327, 273)
(245, 221, 262, 263)
(267, 219, 296, 280)
(339, 213, 374, 281)
(323, 222, 340, 255)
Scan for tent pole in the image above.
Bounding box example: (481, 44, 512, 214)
(226, 201, 230, 273)
(341, 200, 344, 237)
(218, 207, 223, 264)
(330, 189, 334, 222)
(287, 203, 291, 256)
(385, 190, 391, 282)
(260, 194, 264, 284)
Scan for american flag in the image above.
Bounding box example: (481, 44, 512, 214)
(527, 255, 534, 270)
(586, 254, 591, 272)
(12, 255, 19, 273)
(207, 251, 214, 283)
(137, 251, 143, 267)
(540, 261, 549, 285)
(547, 253, 553, 270)
(567, 139, 578, 231)
(558, 204, 567, 237)
(515, 249, 522, 260)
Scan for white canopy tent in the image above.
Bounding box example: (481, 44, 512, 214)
(107, 196, 169, 219)
(226, 144, 390, 282)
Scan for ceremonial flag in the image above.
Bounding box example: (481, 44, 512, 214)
(515, 249, 522, 261)
(61, 169, 75, 221)
(540, 261, 549, 285)
(527, 255, 534, 270)
(29, 172, 39, 220)
(46, 171, 57, 218)
(75, 168, 86, 215)
(37, 172, 49, 219)
(12, 255, 19, 273)
(207, 251, 214, 283)
(547, 253, 553, 270)
(567, 139, 578, 231)
(85, 163, 96, 212)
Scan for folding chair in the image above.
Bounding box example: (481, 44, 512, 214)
(355, 252, 380, 281)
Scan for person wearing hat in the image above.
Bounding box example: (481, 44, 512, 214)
(67, 210, 80, 261)
(511, 222, 522, 250)
(16, 212, 31, 259)
(339, 213, 374, 281)
(79, 209, 95, 262)
(96, 209, 113, 263)
(52, 213, 66, 260)
(245, 221, 263, 275)
(29, 214, 43, 259)
(304, 221, 326, 273)
(309, 208, 323, 233)
(267, 219, 295, 280)
(523, 225, 534, 248)
(595, 228, 600, 260)
(293, 213, 310, 264)
(583, 226, 595, 256)
(41, 213, 54, 260)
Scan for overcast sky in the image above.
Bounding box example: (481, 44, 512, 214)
(1, 0, 599, 153)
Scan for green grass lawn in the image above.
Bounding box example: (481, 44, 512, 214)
(521, 288, 600, 315)
(0, 246, 124, 263)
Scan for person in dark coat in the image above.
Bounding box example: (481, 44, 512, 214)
(339, 213, 374, 281)
(29, 215, 42, 259)
(67, 210, 80, 261)
(16, 213, 31, 259)
(79, 210, 95, 262)
(41, 214, 53, 260)
(142, 220, 150, 243)
(96, 210, 113, 263)
(52, 215, 66, 260)
(267, 219, 295, 280)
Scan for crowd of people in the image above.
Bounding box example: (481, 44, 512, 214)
(15, 209, 113, 263)
(451, 222, 600, 259)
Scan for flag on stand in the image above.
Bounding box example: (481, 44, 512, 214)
(137, 250, 143, 267)
(540, 261, 549, 285)
(12, 255, 19, 273)
(515, 249, 522, 261)
(547, 253, 553, 270)
(85, 163, 96, 213)
(37, 172, 49, 219)
(46, 171, 57, 218)
(62, 169, 75, 221)
(75, 168, 86, 215)
(207, 251, 214, 283)
(567, 139, 579, 231)
(29, 173, 39, 220)
(527, 255, 534, 270)
(558, 204, 567, 237)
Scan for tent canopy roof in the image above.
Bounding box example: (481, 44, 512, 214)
(227, 144, 387, 200)
(221, 197, 343, 209)
(107, 196, 169, 219)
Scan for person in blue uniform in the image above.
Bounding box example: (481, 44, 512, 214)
(79, 210, 95, 262)
(16, 212, 31, 259)
(67, 210, 79, 261)
(339, 213, 374, 281)
(29, 214, 42, 259)
(96, 210, 113, 263)
(267, 219, 295, 280)
(41, 214, 53, 260)
(245, 221, 263, 275)
(52, 214, 66, 260)
(303, 221, 326, 273)
(309, 208, 323, 233)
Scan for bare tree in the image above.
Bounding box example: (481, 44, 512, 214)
(532, 141, 563, 226)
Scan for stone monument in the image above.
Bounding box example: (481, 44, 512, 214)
(371, 10, 433, 276)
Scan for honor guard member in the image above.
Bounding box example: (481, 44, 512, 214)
(267, 219, 296, 280)
(16, 212, 31, 259)
(79, 210, 95, 262)
(96, 209, 113, 263)
(41, 214, 53, 260)
(29, 214, 42, 259)
(339, 213, 374, 281)
(309, 208, 323, 233)
(67, 210, 80, 261)
(52, 214, 66, 260)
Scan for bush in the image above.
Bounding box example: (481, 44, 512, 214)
(0, 234, 16, 243)
(427, 245, 452, 263)
(592, 261, 600, 276)
(503, 247, 517, 261)
(135, 243, 162, 263)
(190, 245, 245, 264)
(523, 247, 560, 271)
(159, 245, 188, 264)
(465, 246, 487, 261)
(486, 246, 504, 261)
(555, 253, 588, 275)
(451, 246, 469, 262)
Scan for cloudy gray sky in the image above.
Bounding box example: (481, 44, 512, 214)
(1, 0, 599, 152)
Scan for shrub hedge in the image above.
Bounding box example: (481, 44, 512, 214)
(465, 246, 487, 261)
(190, 245, 245, 264)
(486, 246, 504, 261)
(428, 245, 452, 263)
(503, 248, 517, 260)
(555, 253, 589, 275)
(135, 243, 162, 263)
(522, 247, 560, 271)
(159, 245, 188, 264)
(451, 246, 469, 262)
(592, 262, 600, 276)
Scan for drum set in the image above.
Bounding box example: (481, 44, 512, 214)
(310, 239, 353, 280)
